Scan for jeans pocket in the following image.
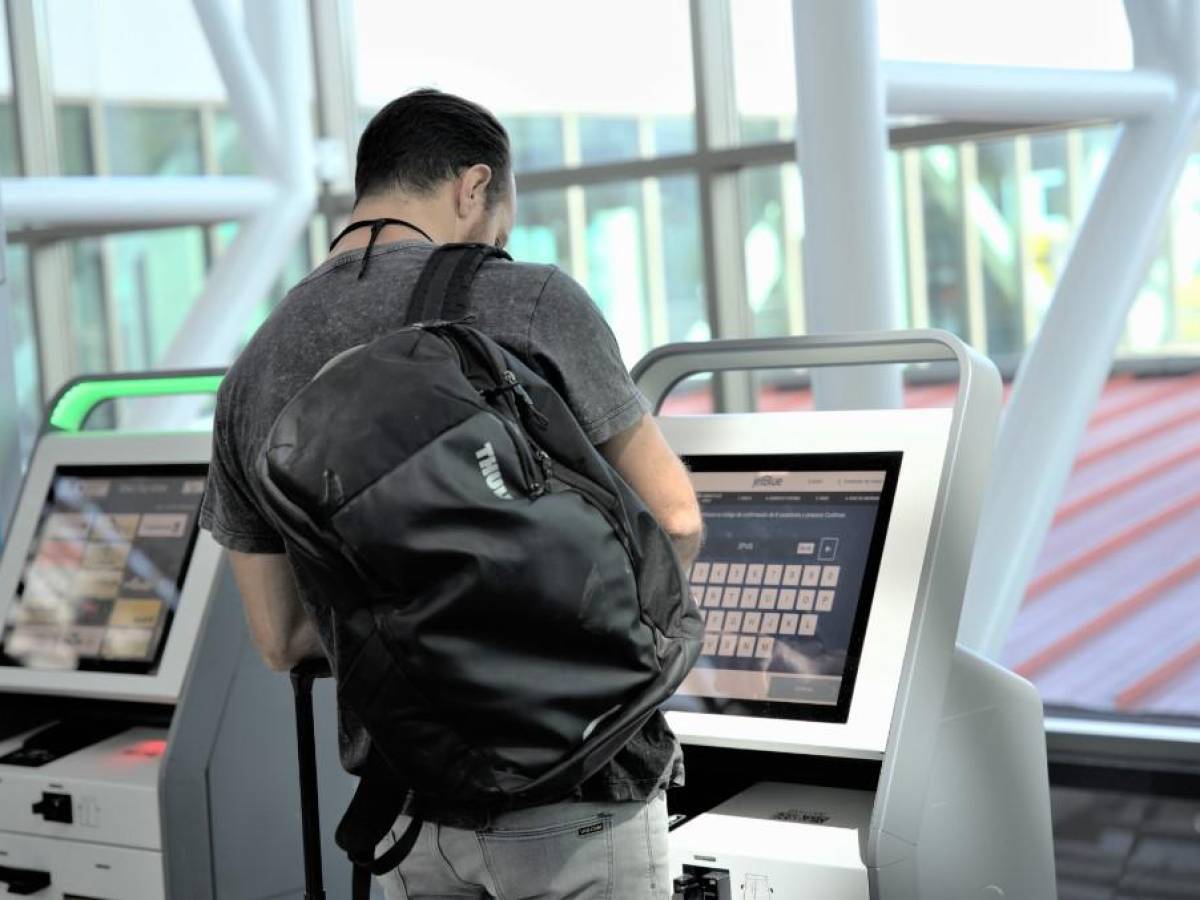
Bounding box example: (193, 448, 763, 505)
(478, 813, 614, 900)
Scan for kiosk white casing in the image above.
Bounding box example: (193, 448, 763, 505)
(0, 424, 352, 899)
(634, 333, 1057, 900)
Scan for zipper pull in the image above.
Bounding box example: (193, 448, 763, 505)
(536, 450, 553, 480)
(503, 370, 550, 428)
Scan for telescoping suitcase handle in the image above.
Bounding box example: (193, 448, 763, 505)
(291, 658, 333, 900)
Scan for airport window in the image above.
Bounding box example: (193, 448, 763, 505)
(730, 0, 796, 146)
(351, 0, 697, 170)
(55, 104, 94, 176)
(738, 164, 804, 338)
(107, 227, 208, 370)
(65, 239, 110, 375)
(0, 102, 16, 176)
(213, 109, 252, 177)
(580, 177, 706, 363)
(104, 106, 203, 177)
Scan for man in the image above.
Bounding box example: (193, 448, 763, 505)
(200, 89, 702, 899)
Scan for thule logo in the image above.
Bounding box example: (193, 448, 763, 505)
(753, 475, 784, 488)
(476, 443, 513, 500)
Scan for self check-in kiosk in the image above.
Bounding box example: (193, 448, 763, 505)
(635, 333, 1057, 900)
(0, 375, 350, 899)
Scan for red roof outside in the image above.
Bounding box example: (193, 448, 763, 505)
(662, 372, 1200, 718)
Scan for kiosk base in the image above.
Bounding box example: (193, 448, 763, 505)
(670, 648, 1057, 900)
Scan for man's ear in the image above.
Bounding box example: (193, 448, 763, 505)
(456, 164, 494, 217)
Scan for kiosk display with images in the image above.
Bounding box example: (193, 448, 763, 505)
(635, 334, 1058, 900)
(0, 377, 351, 900)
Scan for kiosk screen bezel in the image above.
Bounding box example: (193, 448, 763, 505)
(667, 451, 902, 723)
(0, 463, 208, 676)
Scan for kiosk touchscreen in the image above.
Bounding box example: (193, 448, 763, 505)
(1, 465, 205, 677)
(672, 454, 899, 721)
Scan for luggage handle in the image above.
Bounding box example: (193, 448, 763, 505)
(291, 658, 333, 900)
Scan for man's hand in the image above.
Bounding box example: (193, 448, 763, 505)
(227, 551, 323, 671)
(600, 413, 703, 570)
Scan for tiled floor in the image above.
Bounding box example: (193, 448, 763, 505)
(1053, 786, 1200, 898)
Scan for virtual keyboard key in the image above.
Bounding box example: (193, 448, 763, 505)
(764, 564, 783, 585)
(739, 587, 760, 609)
(727, 563, 746, 584)
(798, 590, 816, 611)
(761, 613, 780, 634)
(704, 586, 723, 607)
(782, 565, 802, 586)
(709, 563, 728, 584)
(777, 589, 797, 610)
(702, 633, 719, 655)
(755, 636, 775, 659)
(816, 590, 835, 612)
(719, 634, 737, 656)
(706, 611, 724, 632)
(758, 588, 778, 610)
(780, 614, 799, 635)
(737, 636, 756, 658)
(746, 564, 764, 585)
(725, 611, 743, 632)
(743, 612, 761, 634)
(692, 561, 711, 582)
(802, 566, 822, 587)
(799, 614, 818, 636)
(722, 587, 741, 608)
(821, 565, 840, 587)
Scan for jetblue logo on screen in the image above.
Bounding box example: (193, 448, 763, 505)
(752, 475, 784, 488)
(476, 443, 513, 500)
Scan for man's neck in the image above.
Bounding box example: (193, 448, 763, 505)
(330, 199, 449, 257)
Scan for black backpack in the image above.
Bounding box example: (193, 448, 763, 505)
(257, 243, 702, 894)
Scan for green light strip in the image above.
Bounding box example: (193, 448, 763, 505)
(49, 375, 224, 432)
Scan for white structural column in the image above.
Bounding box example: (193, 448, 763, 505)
(0, 184, 23, 536)
(792, 0, 903, 410)
(959, 1, 1200, 657)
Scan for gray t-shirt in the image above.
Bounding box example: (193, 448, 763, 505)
(200, 241, 681, 806)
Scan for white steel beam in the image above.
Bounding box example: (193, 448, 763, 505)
(959, 0, 1200, 657)
(886, 62, 1176, 124)
(191, 0, 282, 176)
(0, 184, 24, 536)
(792, 0, 903, 410)
(1, 177, 280, 229)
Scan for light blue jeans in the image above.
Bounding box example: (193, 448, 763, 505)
(378, 794, 669, 900)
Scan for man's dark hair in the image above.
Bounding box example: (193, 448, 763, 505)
(355, 89, 511, 206)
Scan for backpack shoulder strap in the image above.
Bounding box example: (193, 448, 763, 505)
(404, 243, 512, 326)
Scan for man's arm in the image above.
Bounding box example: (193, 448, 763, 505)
(600, 413, 703, 569)
(227, 551, 322, 671)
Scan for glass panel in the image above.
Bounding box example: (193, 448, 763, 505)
(974, 139, 1023, 357)
(56, 104, 95, 175)
(731, 0, 795, 145)
(878, 0, 1132, 69)
(351, 0, 696, 171)
(213, 109, 252, 176)
(0, 101, 16, 177)
(104, 106, 202, 176)
(66, 239, 110, 375)
(739, 164, 804, 337)
(920, 145, 968, 335)
(513, 177, 706, 365)
(108, 227, 207, 369)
